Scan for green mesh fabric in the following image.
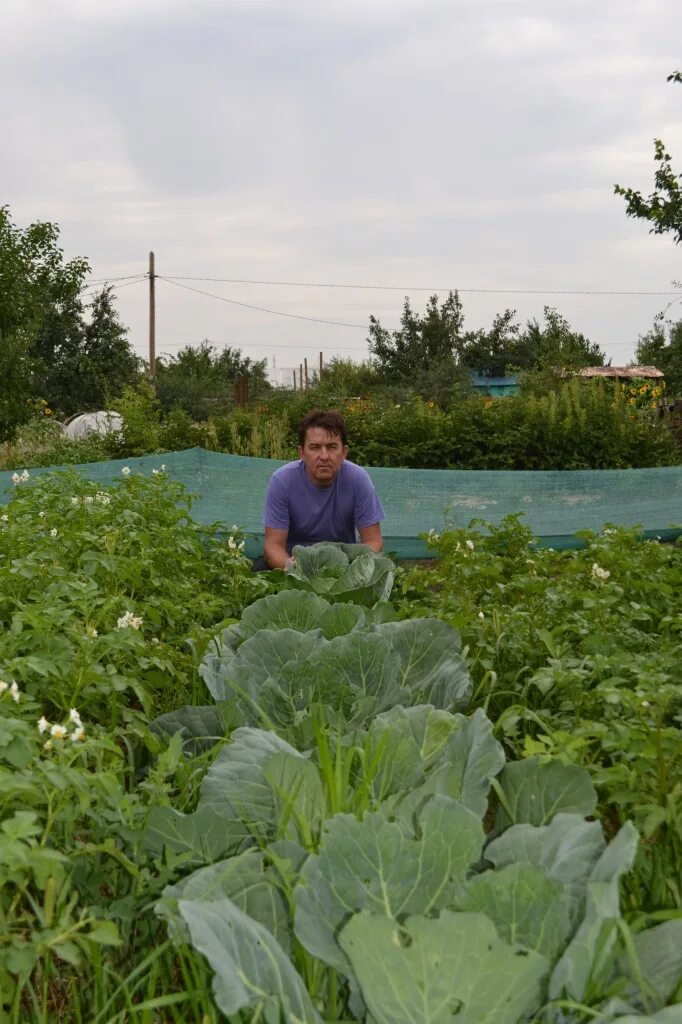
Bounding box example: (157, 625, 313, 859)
(2, 447, 681, 557)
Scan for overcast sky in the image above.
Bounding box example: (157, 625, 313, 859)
(3, 0, 682, 371)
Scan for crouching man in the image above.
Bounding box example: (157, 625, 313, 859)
(262, 408, 384, 569)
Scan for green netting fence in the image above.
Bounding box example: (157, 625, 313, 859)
(1, 447, 681, 558)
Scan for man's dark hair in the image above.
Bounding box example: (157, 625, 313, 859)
(298, 409, 348, 447)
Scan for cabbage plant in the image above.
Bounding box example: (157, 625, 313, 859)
(150, 707, 682, 1023)
(268, 541, 396, 606)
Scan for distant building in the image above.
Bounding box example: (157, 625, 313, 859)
(573, 366, 664, 381)
(265, 358, 299, 388)
(469, 373, 520, 397)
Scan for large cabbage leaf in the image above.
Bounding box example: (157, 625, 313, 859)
(371, 706, 504, 818)
(150, 704, 227, 755)
(549, 821, 639, 1001)
(178, 898, 322, 1024)
(294, 797, 483, 974)
(372, 619, 472, 708)
(495, 755, 598, 828)
(157, 848, 290, 951)
(143, 728, 323, 862)
(339, 910, 549, 1024)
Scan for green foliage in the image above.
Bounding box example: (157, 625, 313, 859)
(636, 317, 682, 398)
(211, 407, 295, 459)
(368, 292, 604, 385)
(270, 541, 396, 604)
(0, 416, 111, 471)
(368, 291, 466, 384)
(0, 469, 265, 722)
(397, 517, 682, 913)
(154, 340, 270, 420)
(514, 306, 605, 372)
(0, 206, 140, 435)
(343, 381, 679, 469)
(149, 695, 673, 1023)
(1, 492, 681, 1021)
(196, 585, 470, 744)
(108, 380, 162, 456)
(315, 356, 382, 399)
(615, 73, 682, 246)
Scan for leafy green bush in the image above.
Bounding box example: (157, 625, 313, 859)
(0, 415, 111, 470)
(0, 468, 266, 722)
(397, 517, 682, 912)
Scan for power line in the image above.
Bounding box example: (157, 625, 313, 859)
(85, 273, 149, 285)
(156, 276, 368, 329)
(80, 276, 147, 298)
(160, 274, 681, 298)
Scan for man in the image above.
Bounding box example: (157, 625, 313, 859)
(262, 408, 385, 569)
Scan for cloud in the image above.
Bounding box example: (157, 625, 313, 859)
(2, 0, 682, 365)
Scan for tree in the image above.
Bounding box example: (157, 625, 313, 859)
(0, 206, 88, 436)
(368, 292, 465, 381)
(636, 315, 682, 398)
(154, 341, 270, 420)
(514, 307, 605, 372)
(458, 309, 521, 378)
(0, 206, 140, 434)
(614, 72, 682, 245)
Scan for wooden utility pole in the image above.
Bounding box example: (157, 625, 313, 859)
(148, 251, 156, 377)
(319, 351, 323, 379)
(292, 369, 297, 390)
(304, 358, 309, 390)
(299, 363, 304, 392)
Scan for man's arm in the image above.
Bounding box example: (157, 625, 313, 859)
(264, 526, 292, 569)
(358, 522, 383, 553)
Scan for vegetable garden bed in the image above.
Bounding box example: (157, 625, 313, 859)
(0, 472, 680, 1022)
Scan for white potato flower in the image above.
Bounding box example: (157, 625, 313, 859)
(38, 511, 45, 518)
(70, 497, 80, 505)
(71, 726, 86, 742)
(121, 466, 131, 476)
(69, 708, 82, 727)
(10, 682, 20, 703)
(591, 563, 611, 581)
(50, 528, 58, 538)
(465, 539, 475, 551)
(50, 724, 68, 740)
(37, 716, 50, 734)
(117, 611, 143, 630)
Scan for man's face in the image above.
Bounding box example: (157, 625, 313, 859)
(299, 427, 348, 486)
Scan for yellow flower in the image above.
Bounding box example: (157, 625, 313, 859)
(639, 386, 648, 395)
(629, 398, 636, 405)
(630, 388, 636, 396)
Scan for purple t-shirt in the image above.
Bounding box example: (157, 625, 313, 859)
(263, 460, 385, 552)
